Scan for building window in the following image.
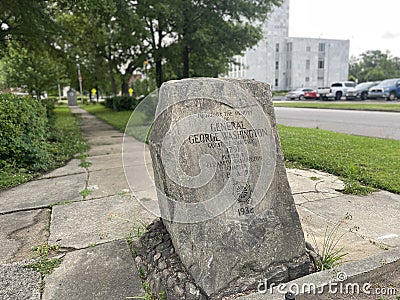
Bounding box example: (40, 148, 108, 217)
(286, 60, 291, 70)
(275, 78, 279, 87)
(319, 43, 325, 52)
(306, 46, 311, 52)
(318, 60, 325, 69)
(305, 77, 310, 82)
(306, 59, 310, 70)
(275, 61, 279, 70)
(286, 42, 292, 52)
(276, 43, 280, 52)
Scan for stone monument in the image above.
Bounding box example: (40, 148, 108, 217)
(148, 78, 312, 297)
(67, 88, 77, 106)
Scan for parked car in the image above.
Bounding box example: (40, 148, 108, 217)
(286, 88, 315, 100)
(303, 89, 318, 99)
(317, 87, 330, 100)
(346, 81, 380, 100)
(368, 78, 400, 100)
(326, 81, 356, 100)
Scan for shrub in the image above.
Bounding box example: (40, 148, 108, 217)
(0, 93, 52, 172)
(103, 96, 140, 111)
(41, 98, 57, 127)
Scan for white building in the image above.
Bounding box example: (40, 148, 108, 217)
(228, 0, 350, 90)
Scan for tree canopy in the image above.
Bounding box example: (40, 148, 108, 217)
(1, 0, 282, 94)
(0, 0, 58, 52)
(349, 50, 400, 83)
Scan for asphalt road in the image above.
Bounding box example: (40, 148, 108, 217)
(274, 107, 400, 140)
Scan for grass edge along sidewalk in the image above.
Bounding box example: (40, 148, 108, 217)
(273, 101, 400, 112)
(81, 103, 400, 194)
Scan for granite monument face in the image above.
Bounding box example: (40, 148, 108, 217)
(148, 78, 311, 297)
(67, 89, 77, 106)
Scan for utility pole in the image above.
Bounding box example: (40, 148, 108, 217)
(77, 63, 83, 103)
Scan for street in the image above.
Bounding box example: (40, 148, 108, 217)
(274, 107, 400, 140)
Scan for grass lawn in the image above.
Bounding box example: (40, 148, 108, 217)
(278, 125, 400, 194)
(80, 103, 132, 132)
(273, 101, 400, 112)
(81, 103, 400, 194)
(0, 106, 88, 190)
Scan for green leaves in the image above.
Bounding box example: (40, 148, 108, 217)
(0, 100, 88, 190)
(0, 93, 52, 172)
(349, 50, 400, 82)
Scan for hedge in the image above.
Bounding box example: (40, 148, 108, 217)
(0, 94, 53, 172)
(103, 96, 141, 111)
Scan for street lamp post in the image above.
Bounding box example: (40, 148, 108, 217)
(57, 75, 62, 102)
(77, 63, 83, 103)
(144, 60, 148, 93)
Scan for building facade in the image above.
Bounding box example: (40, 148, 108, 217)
(228, 0, 350, 90)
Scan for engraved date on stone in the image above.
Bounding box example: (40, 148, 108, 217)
(238, 206, 255, 216)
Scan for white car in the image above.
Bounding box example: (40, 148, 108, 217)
(326, 81, 356, 100)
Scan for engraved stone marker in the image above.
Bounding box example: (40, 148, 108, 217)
(67, 88, 77, 106)
(148, 78, 311, 297)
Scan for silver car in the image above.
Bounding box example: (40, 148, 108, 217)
(286, 88, 315, 100)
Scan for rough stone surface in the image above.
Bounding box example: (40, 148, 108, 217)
(48, 195, 154, 248)
(134, 219, 208, 300)
(0, 261, 41, 300)
(42, 240, 144, 300)
(237, 246, 400, 300)
(148, 78, 312, 296)
(0, 209, 50, 264)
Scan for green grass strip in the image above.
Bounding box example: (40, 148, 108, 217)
(278, 125, 400, 194)
(80, 103, 132, 132)
(273, 102, 400, 112)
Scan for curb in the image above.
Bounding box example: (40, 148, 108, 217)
(237, 247, 400, 299)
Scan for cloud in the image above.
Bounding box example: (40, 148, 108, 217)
(381, 31, 400, 39)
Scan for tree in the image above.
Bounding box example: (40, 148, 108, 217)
(137, 0, 282, 87)
(2, 0, 284, 94)
(2, 41, 66, 97)
(175, 0, 281, 78)
(0, 0, 59, 53)
(349, 50, 400, 82)
(54, 0, 146, 95)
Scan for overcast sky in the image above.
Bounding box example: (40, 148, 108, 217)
(289, 0, 400, 58)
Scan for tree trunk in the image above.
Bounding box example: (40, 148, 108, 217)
(183, 45, 189, 78)
(109, 62, 117, 96)
(156, 59, 163, 88)
(121, 81, 129, 95)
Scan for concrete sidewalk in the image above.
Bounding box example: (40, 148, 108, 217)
(1, 107, 399, 299)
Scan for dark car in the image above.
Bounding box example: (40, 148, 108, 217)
(354, 81, 380, 100)
(369, 78, 400, 100)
